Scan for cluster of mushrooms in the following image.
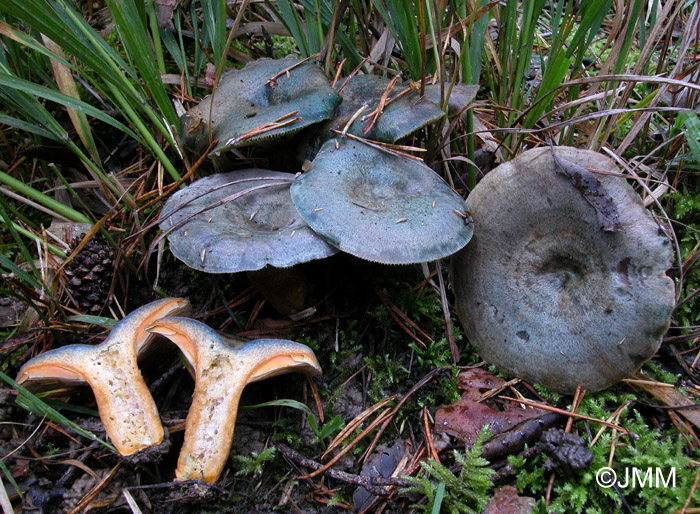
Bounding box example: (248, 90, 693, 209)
(16, 56, 676, 481)
(166, 55, 675, 393)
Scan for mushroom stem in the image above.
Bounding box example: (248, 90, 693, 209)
(17, 298, 192, 455)
(146, 317, 321, 483)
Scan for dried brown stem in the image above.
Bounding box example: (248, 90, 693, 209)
(265, 54, 320, 86)
(499, 396, 629, 435)
(276, 444, 412, 496)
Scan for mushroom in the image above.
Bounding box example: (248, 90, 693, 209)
(158, 169, 337, 273)
(329, 74, 446, 142)
(450, 146, 675, 393)
(16, 298, 192, 455)
(146, 317, 322, 483)
(180, 56, 341, 156)
(291, 137, 474, 264)
(299, 75, 477, 160)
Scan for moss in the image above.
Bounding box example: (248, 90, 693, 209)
(511, 389, 699, 513)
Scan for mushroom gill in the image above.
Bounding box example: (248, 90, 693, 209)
(146, 317, 322, 483)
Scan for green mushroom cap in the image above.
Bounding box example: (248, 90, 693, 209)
(290, 138, 474, 264)
(450, 146, 675, 393)
(180, 57, 341, 155)
(298, 75, 476, 162)
(159, 169, 337, 273)
(332, 74, 446, 142)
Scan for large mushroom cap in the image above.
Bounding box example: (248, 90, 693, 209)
(159, 169, 337, 273)
(291, 138, 473, 264)
(180, 56, 341, 155)
(451, 146, 675, 393)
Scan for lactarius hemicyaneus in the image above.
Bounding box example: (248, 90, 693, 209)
(291, 137, 474, 264)
(450, 146, 675, 393)
(146, 316, 322, 483)
(16, 298, 192, 455)
(179, 56, 341, 157)
(158, 169, 337, 273)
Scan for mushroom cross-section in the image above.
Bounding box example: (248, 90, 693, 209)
(16, 298, 192, 455)
(146, 317, 322, 483)
(180, 56, 341, 156)
(158, 169, 337, 273)
(450, 146, 675, 393)
(291, 137, 474, 264)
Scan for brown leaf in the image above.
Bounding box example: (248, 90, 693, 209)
(630, 374, 700, 430)
(482, 486, 535, 514)
(550, 148, 621, 232)
(155, 0, 179, 28)
(434, 369, 546, 445)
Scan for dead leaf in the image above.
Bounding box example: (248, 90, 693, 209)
(629, 374, 700, 430)
(352, 440, 409, 512)
(155, 0, 179, 28)
(483, 486, 535, 514)
(434, 369, 546, 445)
(550, 147, 621, 232)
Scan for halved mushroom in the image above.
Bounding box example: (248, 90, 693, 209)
(146, 317, 322, 483)
(180, 56, 341, 156)
(16, 298, 192, 455)
(291, 138, 473, 264)
(450, 146, 675, 393)
(158, 169, 337, 273)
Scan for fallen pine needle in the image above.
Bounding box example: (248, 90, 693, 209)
(298, 408, 394, 479)
(123, 489, 143, 514)
(499, 396, 629, 435)
(679, 468, 700, 514)
(266, 54, 320, 86)
(323, 396, 395, 459)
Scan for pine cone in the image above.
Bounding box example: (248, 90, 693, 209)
(64, 234, 114, 313)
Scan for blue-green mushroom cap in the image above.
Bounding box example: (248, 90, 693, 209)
(333, 75, 446, 142)
(450, 147, 675, 393)
(298, 75, 477, 161)
(180, 57, 341, 155)
(290, 138, 473, 264)
(159, 169, 337, 273)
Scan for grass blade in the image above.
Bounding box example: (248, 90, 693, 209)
(679, 111, 700, 165)
(104, 0, 178, 126)
(0, 371, 116, 453)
